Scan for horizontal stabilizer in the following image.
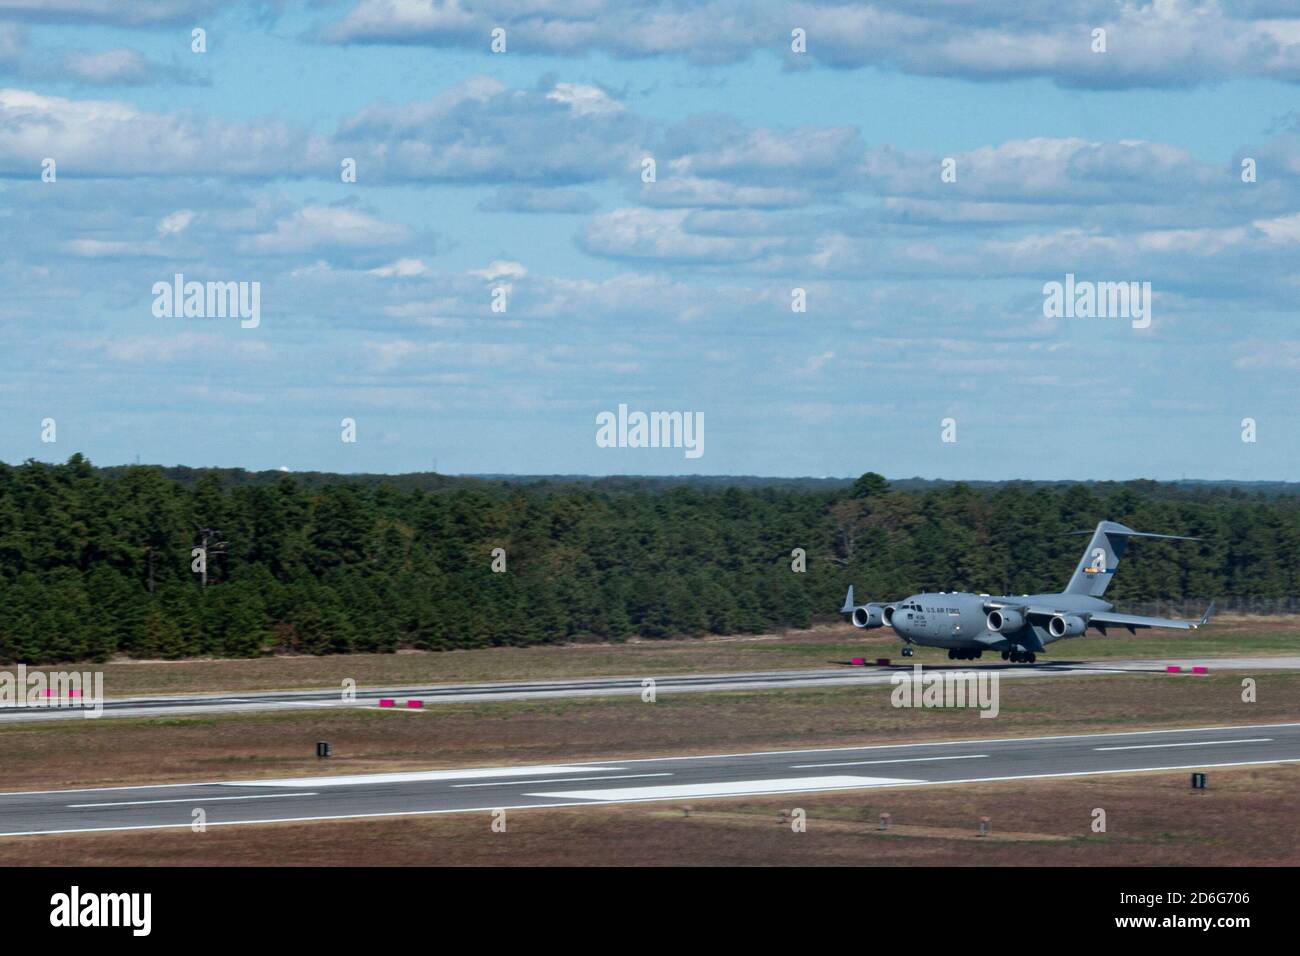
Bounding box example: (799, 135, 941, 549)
(1064, 529, 1201, 541)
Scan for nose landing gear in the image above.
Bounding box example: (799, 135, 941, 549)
(901, 647, 914, 657)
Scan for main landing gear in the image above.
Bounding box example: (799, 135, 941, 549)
(901, 647, 914, 657)
(1001, 650, 1037, 663)
(947, 648, 983, 661)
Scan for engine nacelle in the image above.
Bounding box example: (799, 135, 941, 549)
(1049, 614, 1086, 638)
(851, 604, 884, 629)
(986, 608, 1024, 633)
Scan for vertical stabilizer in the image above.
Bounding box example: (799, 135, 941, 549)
(1063, 521, 1199, 597)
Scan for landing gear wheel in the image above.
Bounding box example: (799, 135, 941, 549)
(1001, 651, 1009, 661)
(947, 649, 956, 660)
(1027, 653, 1037, 664)
(901, 647, 914, 657)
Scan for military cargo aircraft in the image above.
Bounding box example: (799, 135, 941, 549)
(840, 520, 1214, 663)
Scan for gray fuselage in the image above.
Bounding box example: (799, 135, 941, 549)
(890, 591, 1112, 651)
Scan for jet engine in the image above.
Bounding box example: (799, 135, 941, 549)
(1049, 614, 1086, 638)
(986, 608, 1024, 633)
(851, 604, 885, 629)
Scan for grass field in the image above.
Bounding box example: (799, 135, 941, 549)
(3, 764, 1294, 866)
(2, 671, 1295, 792)
(20, 615, 1300, 698)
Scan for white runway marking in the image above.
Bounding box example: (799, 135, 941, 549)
(791, 754, 989, 769)
(527, 775, 922, 801)
(68, 793, 317, 808)
(1094, 738, 1272, 752)
(222, 766, 623, 788)
(453, 773, 672, 788)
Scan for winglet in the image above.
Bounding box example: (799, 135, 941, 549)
(840, 585, 855, 614)
(1196, 600, 1216, 628)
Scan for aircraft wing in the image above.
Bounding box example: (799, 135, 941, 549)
(983, 600, 1215, 633)
(1085, 607, 1213, 632)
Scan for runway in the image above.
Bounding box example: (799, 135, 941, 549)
(1, 722, 1297, 836)
(4, 655, 1298, 723)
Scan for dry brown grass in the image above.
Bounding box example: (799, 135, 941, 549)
(3, 764, 1294, 866)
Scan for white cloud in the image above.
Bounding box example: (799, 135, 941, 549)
(581, 208, 786, 263)
(636, 177, 811, 209)
(156, 209, 195, 235)
(320, 0, 1300, 88)
(545, 82, 623, 115)
(240, 206, 413, 254)
(0, 88, 324, 177)
(370, 258, 432, 277)
(477, 186, 598, 214)
(61, 48, 152, 84)
(469, 260, 526, 281)
(0, 1, 224, 27)
(63, 237, 169, 257)
(0, 22, 23, 63)
(332, 76, 645, 184)
(93, 332, 271, 364)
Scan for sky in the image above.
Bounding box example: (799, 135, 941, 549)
(1, 1, 1298, 480)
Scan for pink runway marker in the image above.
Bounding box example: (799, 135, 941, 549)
(876, 658, 891, 666)
(378, 698, 395, 707)
(851, 657, 865, 666)
(1192, 666, 1208, 674)
(1166, 666, 1182, 673)
(406, 700, 424, 708)
(70, 689, 82, 697)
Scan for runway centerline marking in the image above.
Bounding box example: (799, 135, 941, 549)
(68, 792, 318, 808)
(1094, 738, 1273, 751)
(790, 754, 989, 769)
(453, 772, 673, 788)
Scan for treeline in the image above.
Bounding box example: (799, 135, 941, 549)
(1, 456, 1297, 663)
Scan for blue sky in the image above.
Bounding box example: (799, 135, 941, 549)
(1, 1, 1299, 480)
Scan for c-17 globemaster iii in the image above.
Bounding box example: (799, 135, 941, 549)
(840, 520, 1214, 663)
